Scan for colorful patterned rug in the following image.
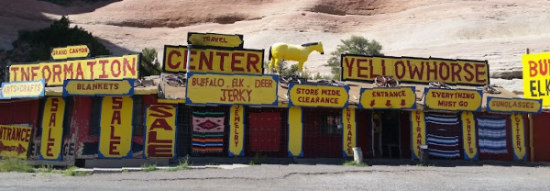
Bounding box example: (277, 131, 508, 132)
(192, 112, 225, 153)
(477, 116, 508, 154)
(426, 113, 461, 159)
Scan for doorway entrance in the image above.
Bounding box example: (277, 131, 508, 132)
(372, 111, 401, 158)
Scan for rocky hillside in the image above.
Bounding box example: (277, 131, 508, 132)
(2, 0, 550, 93)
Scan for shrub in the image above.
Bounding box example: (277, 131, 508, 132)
(65, 166, 91, 176)
(0, 158, 35, 173)
(141, 163, 157, 172)
(326, 36, 383, 80)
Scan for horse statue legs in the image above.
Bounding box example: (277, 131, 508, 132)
(268, 57, 282, 73)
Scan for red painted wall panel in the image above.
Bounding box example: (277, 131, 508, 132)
(248, 112, 281, 152)
(71, 97, 95, 158)
(0, 99, 40, 126)
(531, 112, 550, 162)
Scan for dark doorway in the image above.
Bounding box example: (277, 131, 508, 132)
(373, 111, 401, 158)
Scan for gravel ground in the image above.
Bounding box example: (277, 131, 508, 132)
(0, 164, 549, 191)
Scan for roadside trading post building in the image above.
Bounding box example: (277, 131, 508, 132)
(0, 34, 543, 167)
(0, 45, 175, 167)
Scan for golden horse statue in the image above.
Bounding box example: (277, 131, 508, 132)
(268, 41, 324, 73)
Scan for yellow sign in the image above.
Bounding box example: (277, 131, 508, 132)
(186, 73, 278, 105)
(145, 105, 177, 158)
(187, 32, 244, 48)
(359, 87, 416, 109)
(63, 79, 134, 96)
(424, 88, 483, 111)
(511, 113, 526, 160)
(99, 96, 133, 158)
(341, 55, 489, 85)
(229, 105, 245, 156)
(51, 45, 90, 60)
(40, 97, 65, 160)
(0, 79, 45, 99)
(461, 112, 477, 160)
(0, 125, 32, 159)
(9, 54, 139, 86)
(163, 45, 264, 74)
(411, 111, 426, 160)
(522, 52, 550, 106)
(487, 97, 542, 114)
(288, 84, 349, 108)
(288, 107, 303, 157)
(342, 108, 356, 157)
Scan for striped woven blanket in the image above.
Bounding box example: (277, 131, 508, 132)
(477, 116, 508, 154)
(426, 113, 461, 159)
(192, 112, 225, 153)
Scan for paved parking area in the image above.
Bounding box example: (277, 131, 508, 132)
(1, 164, 549, 191)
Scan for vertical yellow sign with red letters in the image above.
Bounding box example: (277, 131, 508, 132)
(40, 97, 65, 160)
(229, 105, 245, 157)
(342, 108, 356, 157)
(99, 96, 133, 158)
(145, 105, 177, 158)
(511, 113, 526, 160)
(411, 111, 426, 160)
(461, 112, 478, 160)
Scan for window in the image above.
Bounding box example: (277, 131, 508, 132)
(35, 99, 46, 138)
(62, 97, 74, 137)
(322, 114, 342, 136)
(89, 97, 102, 136)
(132, 96, 144, 136)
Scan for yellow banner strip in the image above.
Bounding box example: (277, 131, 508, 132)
(288, 107, 303, 157)
(342, 108, 356, 157)
(145, 104, 177, 158)
(410, 111, 426, 160)
(98, 96, 134, 158)
(40, 97, 65, 160)
(461, 112, 478, 160)
(229, 105, 245, 157)
(511, 113, 527, 160)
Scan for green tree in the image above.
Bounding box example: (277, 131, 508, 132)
(326, 36, 383, 80)
(140, 48, 161, 77)
(0, 16, 111, 83)
(268, 60, 309, 78)
(9, 16, 110, 63)
(313, 72, 323, 80)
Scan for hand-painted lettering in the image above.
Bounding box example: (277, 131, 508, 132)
(342, 56, 488, 85)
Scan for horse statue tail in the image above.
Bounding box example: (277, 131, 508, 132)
(268, 46, 272, 60)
